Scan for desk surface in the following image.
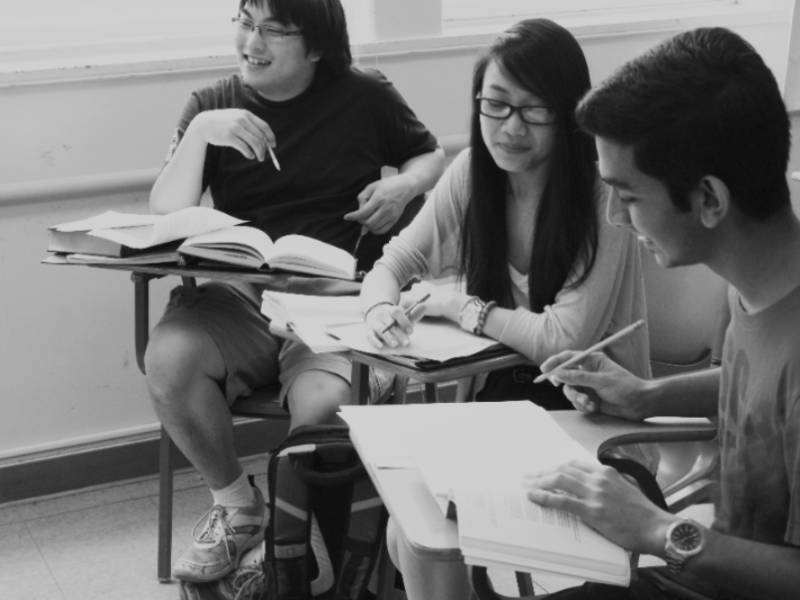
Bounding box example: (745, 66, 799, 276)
(82, 262, 363, 294)
(362, 410, 716, 561)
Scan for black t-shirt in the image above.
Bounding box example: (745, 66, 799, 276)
(172, 67, 438, 253)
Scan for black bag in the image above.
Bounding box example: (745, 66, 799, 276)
(265, 424, 387, 600)
(180, 424, 386, 600)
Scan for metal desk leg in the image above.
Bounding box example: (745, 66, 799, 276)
(351, 360, 372, 405)
(158, 426, 174, 583)
(424, 382, 438, 403)
(132, 272, 174, 582)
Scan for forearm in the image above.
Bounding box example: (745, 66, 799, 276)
(397, 147, 445, 199)
(360, 265, 403, 315)
(149, 123, 208, 214)
(638, 368, 720, 418)
(669, 528, 800, 600)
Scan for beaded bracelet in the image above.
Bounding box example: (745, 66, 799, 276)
(475, 300, 497, 336)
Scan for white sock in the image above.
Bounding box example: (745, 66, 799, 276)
(211, 471, 257, 508)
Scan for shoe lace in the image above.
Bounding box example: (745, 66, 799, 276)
(192, 505, 235, 551)
(232, 566, 267, 600)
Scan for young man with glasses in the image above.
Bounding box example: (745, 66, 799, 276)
(145, 0, 444, 583)
(532, 27, 800, 600)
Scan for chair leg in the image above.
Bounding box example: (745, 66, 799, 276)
(158, 425, 174, 582)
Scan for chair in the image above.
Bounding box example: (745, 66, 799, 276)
(154, 196, 426, 582)
(641, 252, 729, 511)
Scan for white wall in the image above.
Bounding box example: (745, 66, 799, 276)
(0, 13, 796, 462)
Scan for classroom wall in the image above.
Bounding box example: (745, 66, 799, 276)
(0, 17, 796, 468)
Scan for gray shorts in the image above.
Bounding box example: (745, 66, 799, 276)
(157, 281, 392, 407)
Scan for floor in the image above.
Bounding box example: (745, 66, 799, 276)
(0, 454, 269, 600)
(0, 448, 675, 600)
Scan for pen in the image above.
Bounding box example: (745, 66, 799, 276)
(267, 145, 281, 171)
(380, 293, 431, 334)
(534, 318, 646, 384)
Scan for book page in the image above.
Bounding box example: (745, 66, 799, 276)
(89, 206, 244, 249)
(179, 225, 274, 263)
(269, 234, 355, 279)
(325, 318, 500, 362)
(261, 292, 362, 353)
(51, 211, 159, 232)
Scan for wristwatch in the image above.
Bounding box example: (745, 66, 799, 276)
(664, 518, 706, 574)
(458, 296, 485, 334)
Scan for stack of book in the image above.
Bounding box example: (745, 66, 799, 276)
(45, 206, 358, 279)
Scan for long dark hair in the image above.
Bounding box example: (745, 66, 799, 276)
(461, 19, 598, 311)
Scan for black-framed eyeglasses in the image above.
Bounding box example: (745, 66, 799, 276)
(475, 95, 556, 125)
(232, 16, 303, 42)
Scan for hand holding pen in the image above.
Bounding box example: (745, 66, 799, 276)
(365, 293, 430, 348)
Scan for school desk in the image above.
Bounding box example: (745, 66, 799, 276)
(346, 403, 716, 597)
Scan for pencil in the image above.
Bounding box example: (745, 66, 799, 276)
(533, 319, 646, 383)
(380, 293, 431, 334)
(267, 145, 281, 171)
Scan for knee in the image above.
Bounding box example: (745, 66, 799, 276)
(286, 371, 349, 427)
(144, 323, 221, 408)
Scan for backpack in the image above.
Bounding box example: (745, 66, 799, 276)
(180, 424, 387, 600)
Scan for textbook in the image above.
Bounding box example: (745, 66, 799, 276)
(339, 402, 631, 588)
(179, 226, 357, 280)
(47, 207, 244, 257)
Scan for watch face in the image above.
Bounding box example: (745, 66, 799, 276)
(671, 522, 702, 551)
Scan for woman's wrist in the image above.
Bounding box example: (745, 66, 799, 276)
(362, 300, 394, 319)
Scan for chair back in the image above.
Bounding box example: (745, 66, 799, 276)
(642, 251, 730, 376)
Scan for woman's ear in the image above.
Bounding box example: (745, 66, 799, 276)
(693, 175, 730, 229)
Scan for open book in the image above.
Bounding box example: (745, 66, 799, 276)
(47, 206, 244, 257)
(179, 226, 357, 280)
(339, 402, 631, 588)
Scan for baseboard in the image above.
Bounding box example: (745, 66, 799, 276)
(0, 384, 456, 504)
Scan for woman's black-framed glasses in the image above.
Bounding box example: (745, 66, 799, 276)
(475, 95, 556, 125)
(232, 16, 303, 42)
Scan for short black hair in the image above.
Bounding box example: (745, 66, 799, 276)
(240, 0, 352, 75)
(576, 27, 790, 219)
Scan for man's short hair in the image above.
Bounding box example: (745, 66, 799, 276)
(240, 0, 352, 75)
(576, 27, 790, 219)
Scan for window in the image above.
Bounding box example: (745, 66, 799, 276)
(443, 0, 735, 23)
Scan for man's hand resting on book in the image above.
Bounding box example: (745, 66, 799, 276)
(524, 461, 674, 557)
(539, 351, 651, 421)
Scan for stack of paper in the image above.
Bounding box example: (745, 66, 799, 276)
(339, 402, 631, 588)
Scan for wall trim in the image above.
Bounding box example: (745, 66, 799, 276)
(0, 135, 468, 207)
(0, 384, 456, 505)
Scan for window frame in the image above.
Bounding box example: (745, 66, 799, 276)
(0, 0, 790, 88)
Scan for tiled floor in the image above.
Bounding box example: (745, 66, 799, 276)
(1, 449, 696, 600)
(0, 455, 269, 600)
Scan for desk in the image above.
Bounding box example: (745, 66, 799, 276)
(76, 262, 361, 373)
(354, 410, 716, 562)
(349, 348, 533, 405)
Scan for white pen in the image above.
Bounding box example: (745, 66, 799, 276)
(267, 145, 281, 171)
(534, 319, 646, 384)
